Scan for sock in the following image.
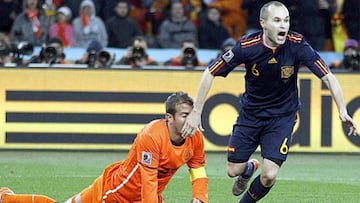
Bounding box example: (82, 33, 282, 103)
(240, 161, 254, 179)
(2, 194, 57, 203)
(239, 175, 272, 203)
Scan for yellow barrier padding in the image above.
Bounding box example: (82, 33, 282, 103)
(0, 68, 359, 152)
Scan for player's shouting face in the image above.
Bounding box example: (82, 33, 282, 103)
(260, 4, 290, 47)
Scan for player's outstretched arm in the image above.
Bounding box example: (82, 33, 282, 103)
(181, 68, 214, 138)
(321, 73, 358, 136)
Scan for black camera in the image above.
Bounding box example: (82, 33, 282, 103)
(6, 41, 34, 64)
(87, 50, 97, 67)
(40, 46, 57, 61)
(98, 50, 114, 67)
(131, 46, 146, 61)
(183, 47, 195, 57)
(344, 51, 360, 71)
(15, 41, 34, 56)
(86, 50, 114, 68)
(6, 41, 34, 56)
(181, 47, 198, 68)
(26, 45, 58, 64)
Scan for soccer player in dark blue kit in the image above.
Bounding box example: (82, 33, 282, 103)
(181, 1, 358, 202)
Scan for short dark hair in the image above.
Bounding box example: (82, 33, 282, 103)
(165, 92, 193, 115)
(116, 0, 130, 7)
(133, 35, 146, 44)
(260, 1, 286, 20)
(47, 37, 63, 46)
(181, 39, 196, 48)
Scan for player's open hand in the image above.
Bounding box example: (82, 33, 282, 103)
(340, 113, 358, 136)
(181, 109, 204, 138)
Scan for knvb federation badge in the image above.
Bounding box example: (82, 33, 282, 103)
(183, 149, 193, 162)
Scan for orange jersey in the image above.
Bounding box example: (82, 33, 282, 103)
(101, 119, 208, 203)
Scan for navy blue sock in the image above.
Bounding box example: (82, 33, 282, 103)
(240, 161, 254, 179)
(239, 175, 272, 203)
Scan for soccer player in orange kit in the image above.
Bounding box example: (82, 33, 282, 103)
(0, 92, 208, 203)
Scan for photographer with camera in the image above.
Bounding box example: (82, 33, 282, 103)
(117, 36, 158, 68)
(0, 33, 15, 65)
(164, 39, 206, 69)
(331, 39, 360, 71)
(0, 32, 35, 66)
(75, 39, 115, 68)
(28, 37, 68, 65)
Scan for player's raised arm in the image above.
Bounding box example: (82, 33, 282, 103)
(321, 73, 358, 136)
(181, 68, 214, 138)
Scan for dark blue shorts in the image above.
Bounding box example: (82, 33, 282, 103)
(227, 109, 297, 163)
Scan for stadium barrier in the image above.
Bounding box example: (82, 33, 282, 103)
(0, 66, 358, 152)
(24, 47, 343, 66)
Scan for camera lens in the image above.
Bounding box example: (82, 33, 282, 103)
(132, 46, 145, 59)
(183, 47, 195, 57)
(98, 51, 111, 64)
(44, 46, 57, 58)
(17, 42, 34, 55)
(87, 51, 97, 67)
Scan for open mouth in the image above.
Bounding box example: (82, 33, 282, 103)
(277, 32, 287, 41)
(278, 32, 286, 37)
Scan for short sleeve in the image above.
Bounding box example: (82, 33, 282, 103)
(208, 41, 244, 77)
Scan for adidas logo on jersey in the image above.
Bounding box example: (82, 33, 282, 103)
(268, 57, 278, 64)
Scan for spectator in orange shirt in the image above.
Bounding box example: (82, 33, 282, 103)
(0, 91, 208, 203)
(164, 39, 206, 69)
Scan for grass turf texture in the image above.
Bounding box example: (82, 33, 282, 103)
(1, 151, 359, 203)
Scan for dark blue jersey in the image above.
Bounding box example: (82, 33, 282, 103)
(208, 31, 330, 117)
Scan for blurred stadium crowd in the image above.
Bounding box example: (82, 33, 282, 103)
(0, 0, 358, 70)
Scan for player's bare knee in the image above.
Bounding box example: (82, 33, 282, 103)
(227, 162, 245, 177)
(260, 171, 277, 187)
(227, 166, 237, 177)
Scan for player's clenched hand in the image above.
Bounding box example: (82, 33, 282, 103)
(181, 109, 203, 138)
(339, 113, 358, 136)
(188, 198, 202, 203)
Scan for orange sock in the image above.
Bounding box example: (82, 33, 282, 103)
(2, 194, 57, 203)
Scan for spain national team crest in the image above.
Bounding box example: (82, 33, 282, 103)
(281, 66, 294, 79)
(142, 151, 152, 165)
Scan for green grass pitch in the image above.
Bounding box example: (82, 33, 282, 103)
(1, 150, 359, 203)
